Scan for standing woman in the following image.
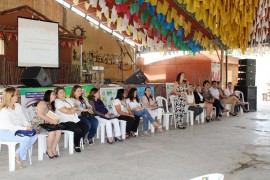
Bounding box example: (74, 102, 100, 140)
(126, 88, 163, 136)
(32, 90, 62, 158)
(54, 87, 88, 152)
(173, 72, 189, 129)
(141, 87, 162, 125)
(70, 85, 99, 144)
(88, 88, 122, 144)
(0, 88, 37, 168)
(113, 89, 140, 138)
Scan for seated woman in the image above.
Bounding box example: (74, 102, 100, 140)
(194, 86, 213, 122)
(0, 88, 37, 168)
(141, 87, 162, 126)
(186, 86, 203, 121)
(113, 89, 140, 138)
(54, 87, 88, 152)
(32, 90, 62, 158)
(88, 88, 122, 144)
(70, 85, 99, 145)
(126, 88, 163, 136)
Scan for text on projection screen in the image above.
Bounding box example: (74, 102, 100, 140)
(18, 18, 59, 68)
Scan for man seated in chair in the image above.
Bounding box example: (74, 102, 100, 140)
(224, 82, 249, 113)
(209, 81, 229, 118)
(217, 82, 248, 116)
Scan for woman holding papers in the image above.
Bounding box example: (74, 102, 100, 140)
(32, 90, 62, 158)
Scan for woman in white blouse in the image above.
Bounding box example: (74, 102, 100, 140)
(194, 85, 213, 122)
(54, 87, 88, 152)
(113, 89, 140, 138)
(141, 87, 162, 126)
(0, 88, 37, 168)
(69, 85, 99, 145)
(126, 88, 163, 136)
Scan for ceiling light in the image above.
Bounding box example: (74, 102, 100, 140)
(124, 38, 136, 47)
(112, 32, 124, 41)
(86, 16, 99, 26)
(100, 24, 112, 33)
(71, 7, 86, 17)
(55, 0, 71, 8)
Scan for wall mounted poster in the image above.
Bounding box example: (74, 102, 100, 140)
(64, 84, 93, 98)
(20, 87, 54, 108)
(100, 87, 123, 111)
(165, 83, 174, 101)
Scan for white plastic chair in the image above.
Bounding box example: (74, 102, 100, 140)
(62, 130, 74, 153)
(185, 105, 205, 125)
(156, 96, 174, 130)
(37, 134, 60, 160)
(25, 107, 67, 156)
(96, 121, 125, 143)
(110, 100, 128, 139)
(235, 90, 249, 113)
(0, 141, 32, 171)
(190, 173, 224, 180)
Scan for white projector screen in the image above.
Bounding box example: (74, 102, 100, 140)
(18, 18, 59, 68)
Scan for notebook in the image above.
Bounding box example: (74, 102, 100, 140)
(46, 110, 60, 121)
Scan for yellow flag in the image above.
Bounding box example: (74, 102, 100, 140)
(137, 31, 142, 41)
(171, 8, 177, 21)
(166, 10, 172, 22)
(156, 1, 162, 14)
(161, 0, 169, 15)
(150, 0, 157, 6)
(96, 10, 102, 20)
(116, 18, 122, 32)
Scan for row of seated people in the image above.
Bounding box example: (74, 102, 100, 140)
(172, 72, 248, 129)
(0, 73, 248, 169)
(0, 86, 164, 169)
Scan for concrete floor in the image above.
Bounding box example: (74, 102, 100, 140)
(1, 103, 270, 180)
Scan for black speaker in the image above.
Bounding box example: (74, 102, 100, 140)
(20, 67, 53, 87)
(104, 78, 111, 84)
(238, 79, 255, 87)
(239, 59, 256, 66)
(238, 72, 255, 79)
(238, 66, 256, 73)
(125, 69, 147, 84)
(234, 86, 257, 111)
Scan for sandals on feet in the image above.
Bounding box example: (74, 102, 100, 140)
(142, 131, 151, 137)
(156, 125, 164, 133)
(130, 132, 137, 137)
(177, 123, 186, 129)
(206, 116, 211, 123)
(15, 158, 24, 169)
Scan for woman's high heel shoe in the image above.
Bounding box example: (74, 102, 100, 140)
(114, 137, 123, 142)
(177, 123, 186, 129)
(107, 138, 113, 144)
(46, 151, 55, 159)
(74, 147, 81, 153)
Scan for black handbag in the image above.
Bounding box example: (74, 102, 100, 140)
(81, 111, 95, 118)
(39, 124, 65, 132)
